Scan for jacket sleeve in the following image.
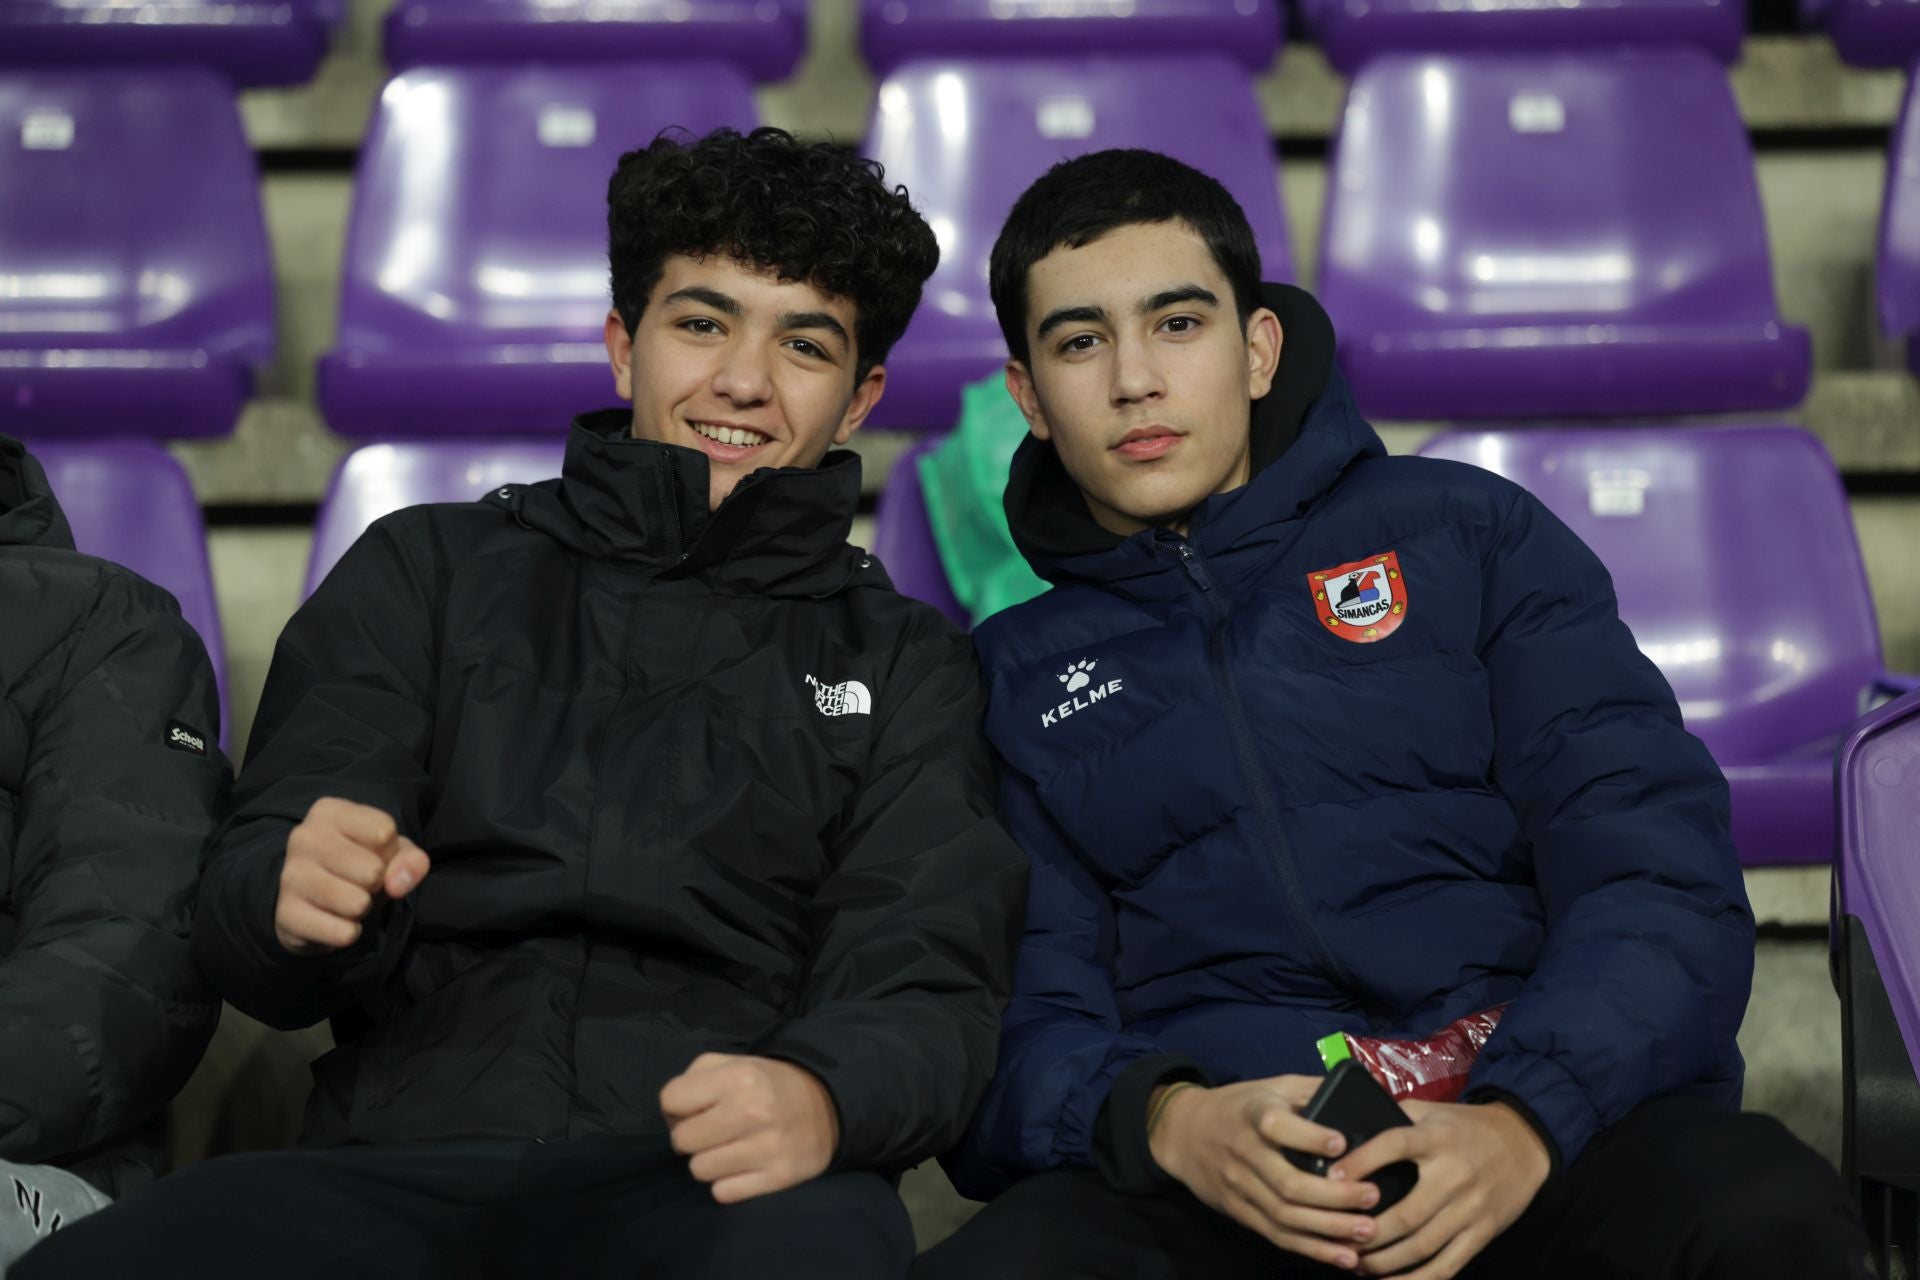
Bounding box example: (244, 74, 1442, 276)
(0, 571, 227, 1166)
(941, 766, 1205, 1199)
(753, 621, 1028, 1175)
(191, 517, 438, 1031)
(1463, 489, 1754, 1167)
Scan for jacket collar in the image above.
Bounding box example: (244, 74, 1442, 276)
(1004, 284, 1384, 595)
(502, 410, 874, 597)
(0, 436, 75, 552)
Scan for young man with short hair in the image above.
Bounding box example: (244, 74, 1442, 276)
(915, 149, 1868, 1280)
(23, 127, 1027, 1280)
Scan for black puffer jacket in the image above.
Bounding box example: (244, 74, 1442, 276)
(193, 412, 1028, 1172)
(0, 436, 227, 1196)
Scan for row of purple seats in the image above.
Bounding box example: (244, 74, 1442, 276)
(1836, 690, 1920, 1275)
(33, 442, 230, 748)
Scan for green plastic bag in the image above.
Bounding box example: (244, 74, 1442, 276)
(918, 373, 1051, 625)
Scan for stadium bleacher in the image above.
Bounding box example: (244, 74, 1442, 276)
(3, 0, 1918, 1262)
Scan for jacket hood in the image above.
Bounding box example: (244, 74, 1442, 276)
(1004, 283, 1384, 588)
(491, 410, 879, 598)
(0, 435, 75, 552)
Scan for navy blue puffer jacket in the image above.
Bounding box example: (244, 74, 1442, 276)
(947, 286, 1753, 1196)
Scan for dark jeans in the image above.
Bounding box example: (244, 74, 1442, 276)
(14, 1134, 912, 1280)
(914, 1097, 1871, 1280)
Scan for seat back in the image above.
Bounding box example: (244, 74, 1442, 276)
(0, 0, 333, 87)
(385, 0, 807, 81)
(861, 55, 1293, 430)
(871, 438, 968, 628)
(1298, 0, 1741, 74)
(0, 70, 275, 438)
(1321, 51, 1807, 420)
(861, 0, 1282, 78)
(319, 64, 757, 438)
(34, 440, 228, 744)
(306, 438, 567, 596)
(1419, 426, 1880, 763)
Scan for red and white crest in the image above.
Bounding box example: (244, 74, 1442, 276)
(1306, 551, 1408, 645)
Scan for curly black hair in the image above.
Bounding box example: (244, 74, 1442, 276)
(608, 127, 939, 383)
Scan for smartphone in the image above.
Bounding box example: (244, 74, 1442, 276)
(1283, 1059, 1419, 1213)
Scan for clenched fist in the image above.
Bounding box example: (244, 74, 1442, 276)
(274, 797, 430, 955)
(660, 1053, 840, 1204)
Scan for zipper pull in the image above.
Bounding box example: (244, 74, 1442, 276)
(1176, 542, 1213, 591)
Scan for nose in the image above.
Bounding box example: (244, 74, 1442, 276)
(1109, 331, 1166, 407)
(711, 340, 773, 407)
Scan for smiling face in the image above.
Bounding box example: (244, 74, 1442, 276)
(1006, 220, 1281, 538)
(604, 254, 886, 510)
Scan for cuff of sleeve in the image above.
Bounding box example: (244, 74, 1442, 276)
(752, 1029, 877, 1175)
(1463, 1086, 1564, 1180)
(1464, 1048, 1599, 1169)
(0, 1021, 90, 1163)
(1092, 1054, 1211, 1196)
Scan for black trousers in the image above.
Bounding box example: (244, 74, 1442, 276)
(14, 1134, 913, 1280)
(914, 1098, 1872, 1280)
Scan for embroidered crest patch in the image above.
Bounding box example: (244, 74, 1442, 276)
(1307, 551, 1408, 644)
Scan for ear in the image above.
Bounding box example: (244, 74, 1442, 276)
(1245, 307, 1283, 401)
(605, 310, 635, 402)
(1004, 360, 1052, 442)
(833, 365, 887, 446)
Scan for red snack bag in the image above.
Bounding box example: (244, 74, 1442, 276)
(1315, 1005, 1509, 1104)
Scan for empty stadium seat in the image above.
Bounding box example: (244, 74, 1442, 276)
(0, 0, 336, 88)
(0, 70, 276, 441)
(861, 0, 1282, 79)
(1420, 425, 1906, 867)
(1880, 72, 1920, 372)
(1813, 0, 1920, 68)
(871, 438, 968, 627)
(860, 56, 1294, 431)
(1298, 0, 1742, 75)
(34, 440, 230, 747)
(306, 438, 566, 595)
(385, 0, 808, 81)
(1835, 687, 1920, 1275)
(318, 65, 756, 439)
(1320, 51, 1809, 421)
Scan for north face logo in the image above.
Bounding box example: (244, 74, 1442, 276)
(1042, 660, 1124, 729)
(806, 675, 873, 717)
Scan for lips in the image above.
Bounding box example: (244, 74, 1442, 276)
(1112, 426, 1185, 461)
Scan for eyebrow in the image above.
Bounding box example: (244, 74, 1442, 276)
(663, 285, 742, 316)
(1034, 284, 1223, 343)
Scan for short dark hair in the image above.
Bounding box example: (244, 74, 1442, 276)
(988, 149, 1262, 365)
(608, 127, 939, 382)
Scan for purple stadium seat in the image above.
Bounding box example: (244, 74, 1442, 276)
(1835, 687, 1920, 1274)
(871, 437, 968, 627)
(861, 0, 1283, 79)
(306, 438, 566, 595)
(0, 1, 335, 88)
(33, 441, 229, 747)
(385, 0, 808, 81)
(1816, 0, 1920, 68)
(0, 70, 275, 441)
(318, 65, 756, 439)
(861, 57, 1293, 431)
(1297, 0, 1741, 75)
(1320, 52, 1809, 421)
(1880, 73, 1920, 372)
(1420, 426, 1908, 867)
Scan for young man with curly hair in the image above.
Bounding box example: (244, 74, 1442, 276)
(22, 128, 1027, 1280)
(911, 149, 1869, 1280)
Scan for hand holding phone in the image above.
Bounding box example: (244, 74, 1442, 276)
(1282, 1060, 1420, 1213)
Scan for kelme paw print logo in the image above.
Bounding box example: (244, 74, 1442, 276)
(1059, 659, 1097, 693)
